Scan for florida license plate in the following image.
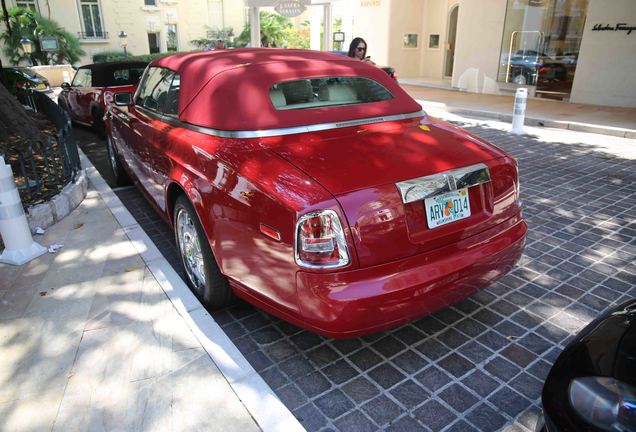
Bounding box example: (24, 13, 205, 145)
(425, 188, 471, 229)
(36, 83, 46, 89)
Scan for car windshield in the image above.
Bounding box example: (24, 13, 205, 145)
(269, 76, 394, 110)
(15, 68, 41, 78)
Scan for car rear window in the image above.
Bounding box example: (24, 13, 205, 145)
(269, 77, 393, 110)
(102, 67, 146, 86)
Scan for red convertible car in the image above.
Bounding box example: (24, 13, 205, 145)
(105, 49, 527, 338)
(58, 61, 148, 135)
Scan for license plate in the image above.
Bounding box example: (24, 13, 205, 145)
(36, 83, 46, 89)
(425, 188, 471, 229)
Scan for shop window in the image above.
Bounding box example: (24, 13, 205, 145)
(403, 34, 418, 49)
(79, 0, 105, 38)
(429, 34, 440, 49)
(498, 0, 588, 99)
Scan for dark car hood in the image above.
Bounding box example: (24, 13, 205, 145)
(563, 298, 636, 382)
(541, 298, 636, 430)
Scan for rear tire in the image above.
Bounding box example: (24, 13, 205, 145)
(174, 195, 234, 309)
(106, 133, 131, 186)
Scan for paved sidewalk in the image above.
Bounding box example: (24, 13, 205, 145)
(401, 84, 636, 138)
(0, 189, 261, 431)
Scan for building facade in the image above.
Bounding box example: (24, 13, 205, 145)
(351, 0, 636, 108)
(2, 0, 247, 65)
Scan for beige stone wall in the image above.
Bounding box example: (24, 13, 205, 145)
(570, 0, 636, 107)
(350, 0, 392, 67)
(31, 64, 76, 86)
(351, 0, 459, 80)
(417, 0, 458, 79)
(386, 0, 425, 78)
(0, 0, 247, 66)
(451, 0, 507, 93)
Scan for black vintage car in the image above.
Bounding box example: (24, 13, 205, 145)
(1, 67, 51, 94)
(537, 298, 636, 431)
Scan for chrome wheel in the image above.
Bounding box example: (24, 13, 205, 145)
(513, 74, 527, 85)
(176, 208, 206, 292)
(107, 136, 118, 174)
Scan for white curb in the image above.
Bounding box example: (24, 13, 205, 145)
(79, 148, 306, 432)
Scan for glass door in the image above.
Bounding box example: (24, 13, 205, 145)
(498, 0, 588, 100)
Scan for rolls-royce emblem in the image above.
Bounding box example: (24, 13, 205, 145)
(445, 174, 458, 191)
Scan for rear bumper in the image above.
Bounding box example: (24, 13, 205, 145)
(296, 215, 527, 338)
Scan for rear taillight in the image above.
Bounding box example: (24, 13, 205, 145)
(515, 163, 522, 208)
(295, 210, 350, 269)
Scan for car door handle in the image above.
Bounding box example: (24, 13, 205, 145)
(116, 112, 130, 122)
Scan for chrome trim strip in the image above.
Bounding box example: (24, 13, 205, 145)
(127, 105, 424, 139)
(183, 111, 425, 139)
(395, 163, 491, 204)
(125, 105, 426, 138)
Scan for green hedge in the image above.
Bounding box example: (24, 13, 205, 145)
(93, 51, 128, 63)
(97, 51, 189, 64)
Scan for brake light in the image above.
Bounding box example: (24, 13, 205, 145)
(295, 210, 350, 269)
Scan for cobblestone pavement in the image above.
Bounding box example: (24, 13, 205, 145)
(76, 119, 636, 431)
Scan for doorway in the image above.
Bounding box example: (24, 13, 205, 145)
(148, 33, 160, 54)
(444, 5, 458, 78)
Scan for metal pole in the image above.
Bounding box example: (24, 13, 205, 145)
(250, 6, 260, 48)
(323, 3, 333, 52)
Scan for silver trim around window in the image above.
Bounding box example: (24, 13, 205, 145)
(122, 107, 426, 139)
(395, 163, 491, 204)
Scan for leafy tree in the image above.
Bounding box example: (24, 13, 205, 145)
(234, 11, 308, 48)
(190, 26, 235, 49)
(0, 7, 84, 65)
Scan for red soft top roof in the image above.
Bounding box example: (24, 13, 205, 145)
(152, 49, 422, 131)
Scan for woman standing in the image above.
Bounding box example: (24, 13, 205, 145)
(347, 37, 375, 64)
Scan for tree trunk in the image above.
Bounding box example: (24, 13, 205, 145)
(0, 83, 45, 142)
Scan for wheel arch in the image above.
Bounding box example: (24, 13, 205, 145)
(166, 181, 187, 226)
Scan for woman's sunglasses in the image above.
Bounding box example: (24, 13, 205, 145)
(356, 47, 366, 52)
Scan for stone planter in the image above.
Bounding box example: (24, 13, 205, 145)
(26, 170, 88, 233)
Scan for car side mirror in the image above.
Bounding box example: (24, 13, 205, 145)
(61, 82, 71, 90)
(114, 92, 132, 106)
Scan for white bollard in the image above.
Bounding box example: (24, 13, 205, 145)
(511, 87, 528, 135)
(0, 156, 47, 266)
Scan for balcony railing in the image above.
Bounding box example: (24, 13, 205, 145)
(78, 31, 109, 39)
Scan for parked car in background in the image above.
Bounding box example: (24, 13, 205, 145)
(105, 49, 526, 338)
(503, 50, 568, 86)
(331, 50, 397, 80)
(537, 298, 636, 431)
(1, 67, 51, 94)
(57, 61, 148, 136)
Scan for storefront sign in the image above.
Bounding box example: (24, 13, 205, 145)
(360, 0, 380, 7)
(592, 23, 636, 35)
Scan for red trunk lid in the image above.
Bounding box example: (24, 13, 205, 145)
(271, 117, 520, 267)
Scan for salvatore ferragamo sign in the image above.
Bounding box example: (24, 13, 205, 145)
(592, 23, 636, 35)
